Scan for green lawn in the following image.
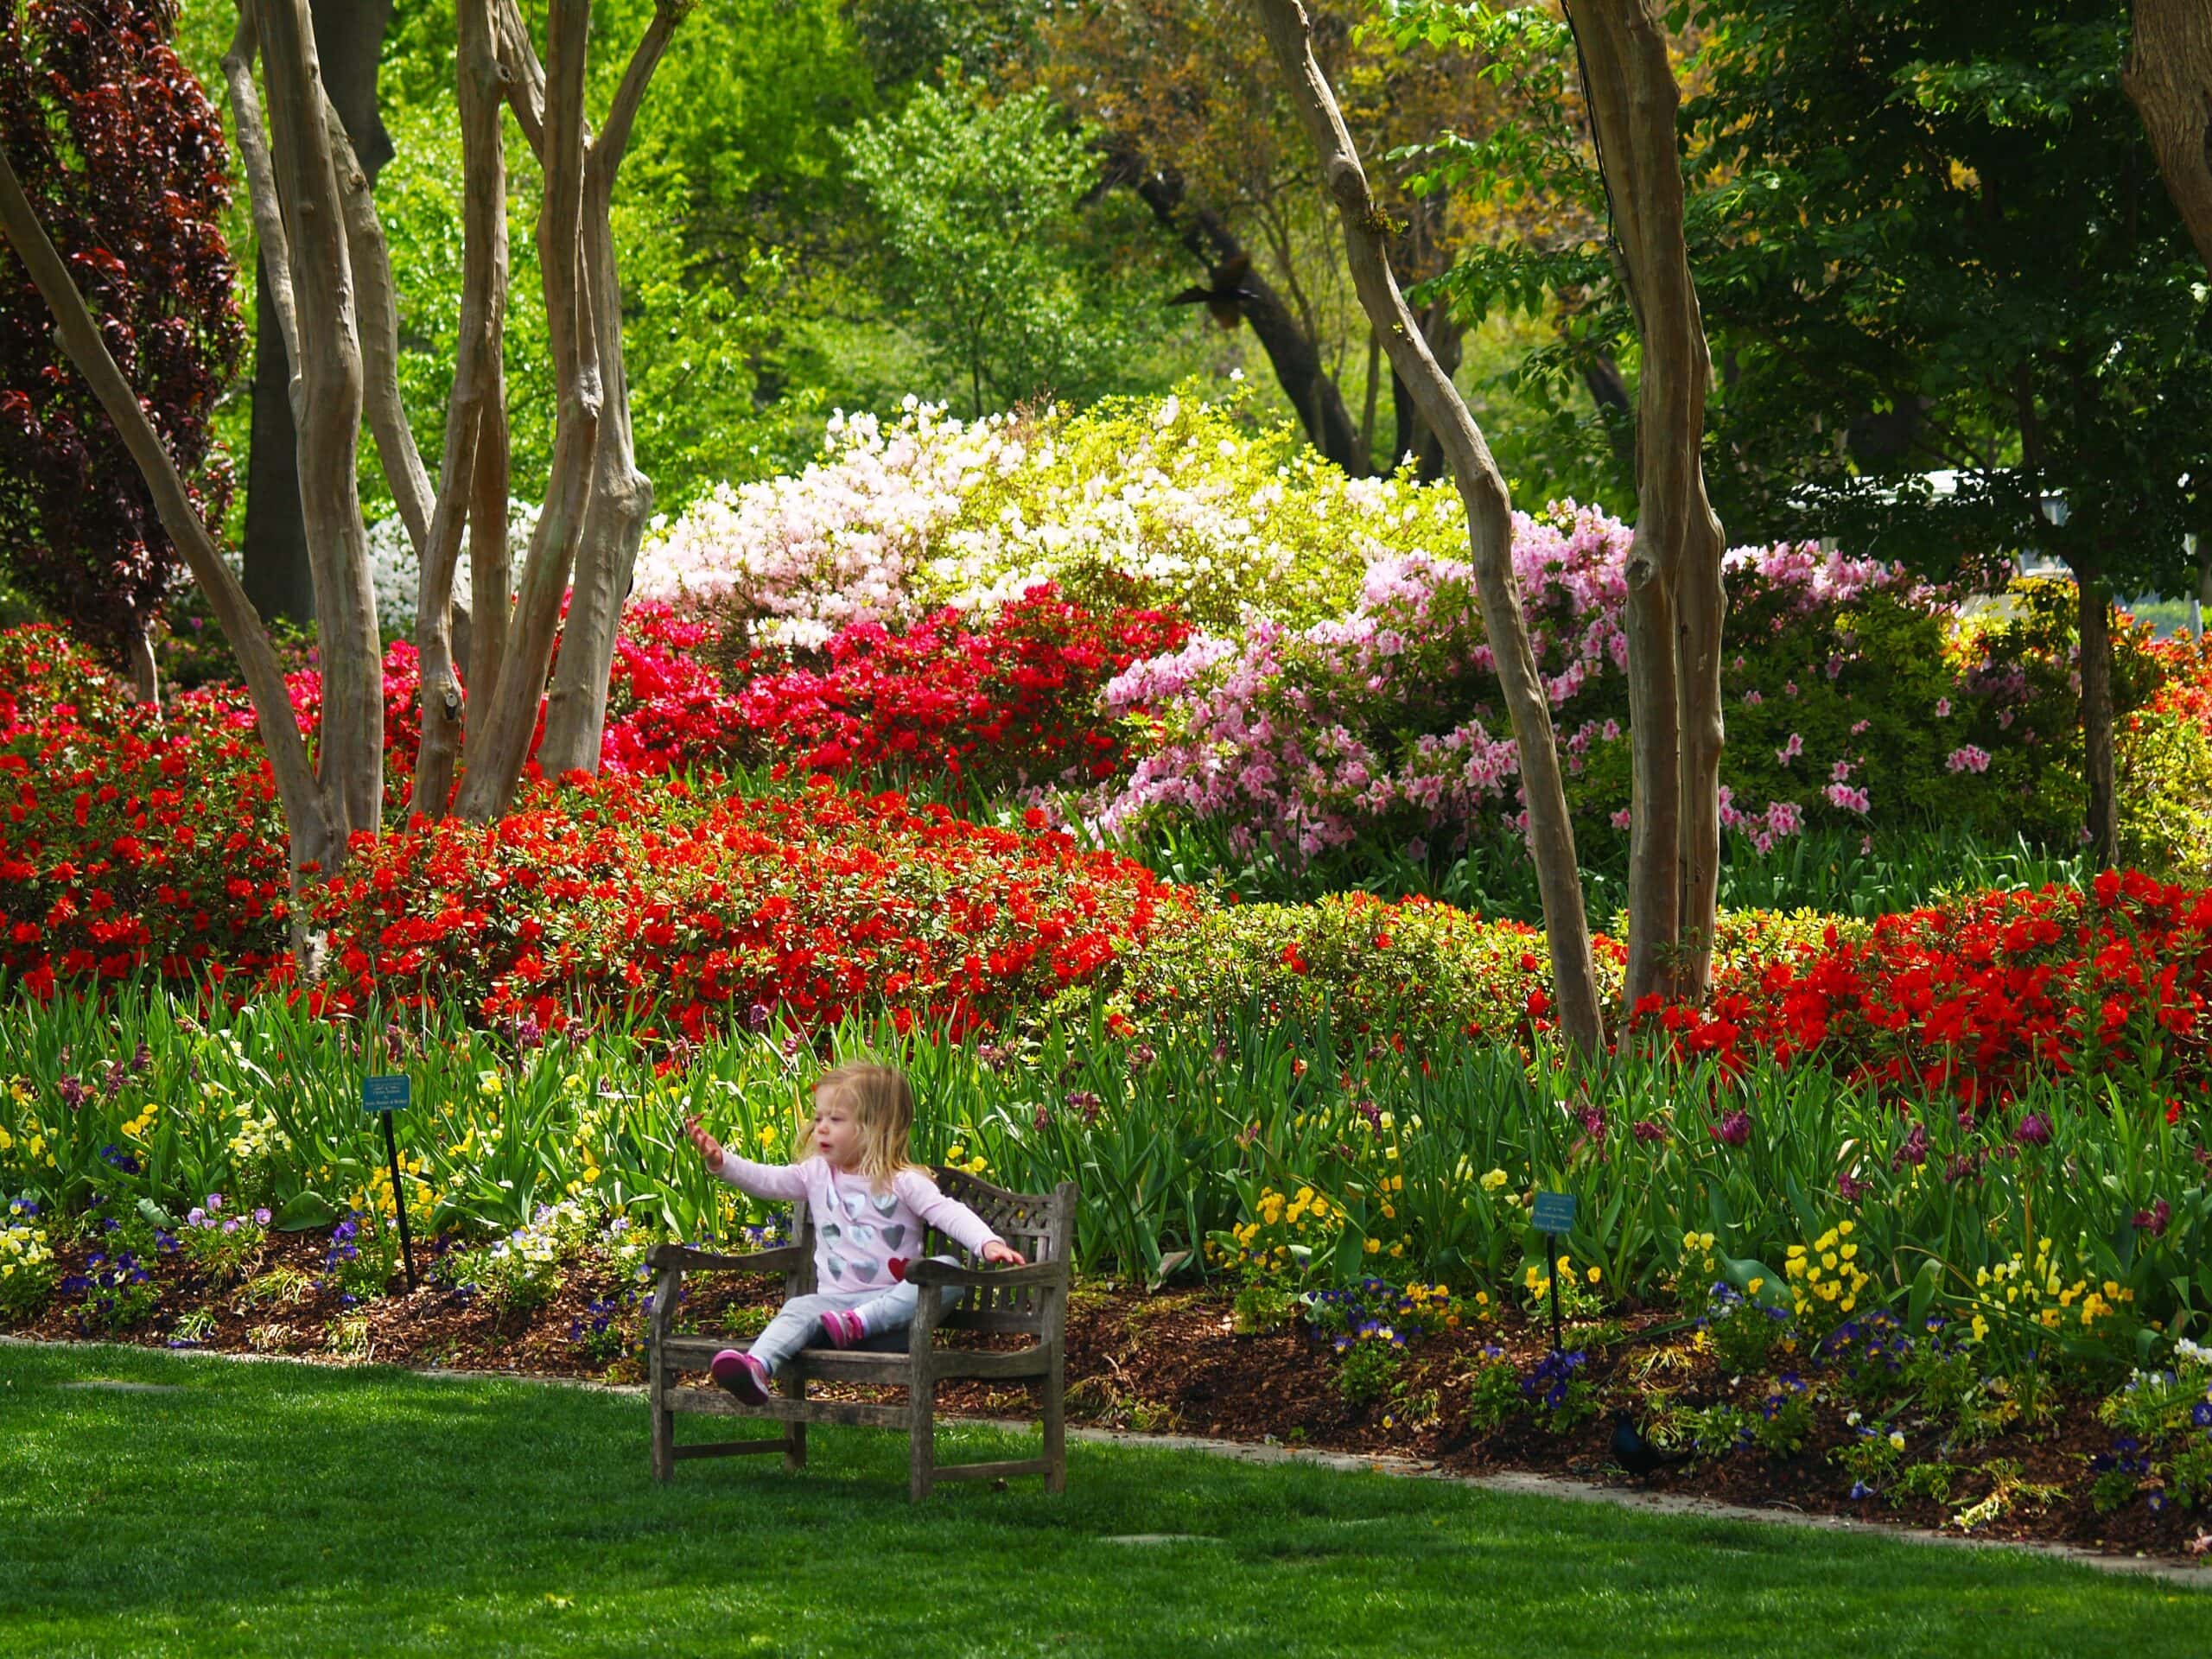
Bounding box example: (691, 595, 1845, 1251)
(1, 1344, 2203, 1657)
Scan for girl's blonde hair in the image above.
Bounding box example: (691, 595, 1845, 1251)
(812, 1061, 923, 1188)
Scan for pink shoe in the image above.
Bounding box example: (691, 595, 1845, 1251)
(819, 1308, 867, 1348)
(709, 1348, 770, 1404)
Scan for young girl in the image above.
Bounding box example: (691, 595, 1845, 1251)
(683, 1060, 1025, 1404)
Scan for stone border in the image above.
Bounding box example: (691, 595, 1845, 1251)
(9, 1335, 2208, 1588)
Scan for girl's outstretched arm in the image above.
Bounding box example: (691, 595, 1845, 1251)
(685, 1115, 811, 1200)
(894, 1167, 1024, 1262)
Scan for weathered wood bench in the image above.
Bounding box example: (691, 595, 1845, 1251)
(645, 1166, 1077, 1500)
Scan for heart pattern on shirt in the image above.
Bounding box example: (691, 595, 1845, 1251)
(888, 1256, 910, 1282)
(880, 1224, 906, 1249)
(838, 1189, 865, 1220)
(847, 1258, 879, 1283)
(821, 1223, 841, 1243)
(825, 1251, 847, 1279)
(872, 1192, 898, 1216)
(847, 1222, 877, 1246)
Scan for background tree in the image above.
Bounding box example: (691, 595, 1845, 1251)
(1683, 0, 2212, 867)
(1421, 0, 2212, 868)
(2125, 0, 2212, 274)
(0, 0, 244, 702)
(1037, 0, 1507, 477)
(842, 79, 1178, 418)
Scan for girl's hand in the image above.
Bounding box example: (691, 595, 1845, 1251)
(684, 1114, 725, 1173)
(981, 1239, 1027, 1266)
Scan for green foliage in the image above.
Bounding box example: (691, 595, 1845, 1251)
(1333, 1337, 1408, 1406)
(842, 79, 1179, 419)
(1461, 1351, 1524, 1433)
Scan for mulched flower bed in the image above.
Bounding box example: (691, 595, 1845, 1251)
(10, 1230, 2209, 1570)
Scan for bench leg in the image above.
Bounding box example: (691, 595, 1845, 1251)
(650, 1360, 674, 1482)
(909, 1368, 936, 1502)
(781, 1370, 807, 1472)
(1044, 1344, 1067, 1495)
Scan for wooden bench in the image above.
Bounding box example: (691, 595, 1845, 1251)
(645, 1166, 1077, 1500)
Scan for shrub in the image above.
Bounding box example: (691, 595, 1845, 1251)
(0, 1194, 54, 1314)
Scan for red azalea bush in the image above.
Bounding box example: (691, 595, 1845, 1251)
(1642, 868, 2212, 1104)
(0, 627, 290, 992)
(294, 772, 1186, 1039)
(599, 587, 1186, 791)
(0, 627, 1184, 1027)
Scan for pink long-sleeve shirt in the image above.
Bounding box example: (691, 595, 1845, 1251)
(714, 1154, 1002, 1292)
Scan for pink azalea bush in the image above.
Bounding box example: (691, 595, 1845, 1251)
(1084, 505, 2072, 861)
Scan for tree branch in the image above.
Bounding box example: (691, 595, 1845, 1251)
(321, 94, 433, 555)
(1249, 0, 1604, 1055)
(220, 2, 302, 428)
(492, 0, 548, 162)
(410, 0, 510, 821)
(588, 0, 690, 193)
(0, 144, 339, 876)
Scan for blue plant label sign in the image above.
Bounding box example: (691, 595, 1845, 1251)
(362, 1075, 410, 1115)
(1531, 1191, 1577, 1235)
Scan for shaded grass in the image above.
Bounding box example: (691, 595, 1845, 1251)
(0, 1344, 2202, 1658)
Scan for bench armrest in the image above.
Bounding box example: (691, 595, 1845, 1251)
(903, 1257, 1068, 1291)
(645, 1242, 804, 1275)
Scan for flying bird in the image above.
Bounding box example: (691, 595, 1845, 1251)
(1166, 253, 1262, 329)
(1611, 1408, 1695, 1480)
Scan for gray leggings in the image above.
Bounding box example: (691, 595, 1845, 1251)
(747, 1254, 964, 1375)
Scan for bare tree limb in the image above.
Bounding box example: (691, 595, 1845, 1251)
(321, 95, 433, 555)
(0, 145, 340, 883)
(541, 0, 692, 773)
(588, 0, 690, 191)
(1250, 0, 1605, 1057)
(454, 0, 600, 818)
(257, 0, 385, 842)
(220, 3, 302, 428)
(492, 0, 548, 162)
(409, 0, 511, 821)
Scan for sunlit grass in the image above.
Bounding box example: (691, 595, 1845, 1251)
(0, 1343, 2202, 1658)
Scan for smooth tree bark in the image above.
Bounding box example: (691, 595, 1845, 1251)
(536, 1, 686, 776)
(1559, 0, 1729, 1006)
(1249, 0, 1605, 1057)
(2125, 0, 2212, 273)
(0, 147, 342, 895)
(241, 0, 394, 626)
(248, 0, 385, 843)
(408, 0, 506, 819)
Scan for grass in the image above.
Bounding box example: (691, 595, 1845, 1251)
(1, 1344, 2203, 1657)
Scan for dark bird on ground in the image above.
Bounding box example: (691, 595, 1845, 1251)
(1166, 253, 1262, 329)
(1611, 1408, 1694, 1479)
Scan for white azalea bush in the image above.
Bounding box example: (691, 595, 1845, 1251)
(363, 498, 541, 633)
(629, 390, 1454, 645)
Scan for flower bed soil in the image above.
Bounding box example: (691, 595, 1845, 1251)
(9, 1230, 2208, 1568)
